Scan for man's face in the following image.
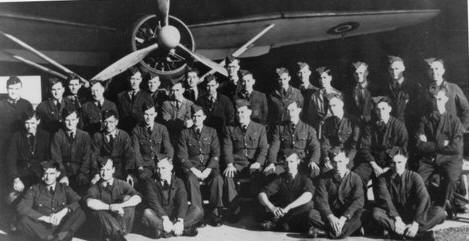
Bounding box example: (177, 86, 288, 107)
(186, 71, 200, 88)
(376, 102, 391, 121)
(170, 83, 184, 101)
(286, 153, 300, 173)
(68, 79, 81, 95)
(143, 107, 157, 126)
(64, 112, 79, 131)
(392, 155, 407, 174)
(42, 168, 60, 186)
(91, 83, 104, 101)
(320, 72, 332, 87)
(434, 91, 449, 112)
(277, 73, 290, 88)
(287, 102, 300, 121)
(354, 65, 368, 83)
(241, 74, 255, 91)
(7, 82, 22, 100)
(332, 153, 349, 173)
(157, 158, 173, 180)
(25, 117, 40, 135)
(103, 115, 118, 133)
(51, 82, 65, 100)
(329, 98, 344, 117)
(99, 160, 115, 181)
(148, 76, 161, 93)
(236, 106, 252, 124)
(428, 61, 445, 81)
(389, 61, 405, 80)
(129, 71, 142, 90)
(226, 60, 240, 77)
(297, 67, 311, 82)
(206, 80, 219, 96)
(192, 110, 206, 127)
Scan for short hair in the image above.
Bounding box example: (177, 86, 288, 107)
(157, 156, 173, 165)
(142, 102, 155, 112)
(62, 107, 78, 120)
(276, 67, 290, 76)
(239, 69, 253, 78)
(316, 66, 332, 76)
(186, 67, 200, 76)
(147, 72, 160, 80)
(286, 99, 302, 109)
(102, 109, 119, 121)
(352, 61, 368, 70)
(431, 86, 449, 97)
(283, 148, 299, 159)
(48, 78, 63, 88)
(388, 55, 404, 65)
(67, 73, 81, 84)
(41, 160, 60, 170)
(297, 62, 310, 70)
(424, 57, 445, 67)
(6, 76, 22, 88)
(327, 93, 343, 102)
(89, 79, 105, 88)
(97, 158, 113, 169)
(205, 74, 218, 84)
(235, 99, 251, 109)
(128, 66, 142, 76)
(22, 110, 39, 122)
(373, 96, 392, 106)
(191, 105, 204, 116)
(225, 55, 239, 65)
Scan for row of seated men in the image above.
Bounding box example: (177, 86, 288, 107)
(0, 54, 468, 240)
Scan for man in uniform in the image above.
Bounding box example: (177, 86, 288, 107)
(222, 99, 268, 220)
(296, 62, 317, 124)
(116, 67, 153, 133)
(265, 100, 320, 178)
(86, 158, 142, 241)
(258, 149, 316, 234)
(132, 103, 173, 181)
(268, 67, 304, 125)
(235, 69, 269, 125)
(146, 73, 168, 112)
(310, 152, 364, 239)
(197, 75, 234, 135)
(81, 80, 118, 135)
(64, 73, 89, 112)
(372, 154, 446, 239)
(177, 106, 223, 226)
(141, 157, 202, 238)
(346, 62, 374, 124)
(51, 108, 92, 193)
(416, 88, 464, 208)
(219, 56, 241, 98)
(16, 161, 85, 241)
(353, 97, 408, 187)
(183, 67, 205, 103)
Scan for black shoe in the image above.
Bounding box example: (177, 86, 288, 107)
(307, 226, 319, 238)
(226, 206, 241, 223)
(198, 221, 207, 228)
(210, 213, 223, 227)
(183, 228, 198, 237)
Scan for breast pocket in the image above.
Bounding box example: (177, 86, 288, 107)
(294, 133, 307, 149)
(247, 134, 259, 148)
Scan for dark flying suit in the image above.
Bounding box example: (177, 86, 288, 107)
(86, 179, 140, 238)
(383, 79, 423, 127)
(132, 123, 174, 179)
(141, 175, 203, 233)
(234, 89, 269, 125)
(416, 112, 464, 206)
(197, 93, 235, 135)
(346, 83, 374, 124)
(184, 86, 205, 103)
(268, 86, 304, 125)
(17, 183, 85, 241)
(353, 117, 408, 186)
(36, 98, 74, 134)
(304, 88, 342, 136)
(218, 75, 241, 100)
(177, 125, 223, 210)
(222, 121, 268, 203)
(149, 89, 169, 112)
(267, 120, 320, 176)
(299, 85, 317, 123)
(372, 170, 446, 234)
(321, 115, 360, 166)
(81, 99, 118, 135)
(311, 170, 364, 239)
(161, 98, 194, 144)
(116, 90, 153, 133)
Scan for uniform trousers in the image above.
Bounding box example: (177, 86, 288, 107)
(90, 207, 135, 238)
(141, 205, 203, 232)
(224, 165, 263, 206)
(309, 208, 364, 239)
(259, 201, 316, 232)
(184, 169, 223, 210)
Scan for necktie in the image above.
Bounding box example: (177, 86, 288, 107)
(291, 123, 296, 132)
(196, 128, 201, 137)
(27, 134, 35, 154)
(69, 132, 74, 141)
(162, 180, 170, 190)
(49, 186, 55, 195)
(105, 182, 112, 192)
(56, 100, 61, 111)
(96, 101, 102, 110)
(109, 134, 114, 145)
(241, 124, 248, 132)
(147, 127, 152, 136)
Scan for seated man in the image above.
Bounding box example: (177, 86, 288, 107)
(17, 161, 85, 241)
(416, 88, 464, 208)
(177, 105, 224, 226)
(372, 154, 446, 239)
(258, 149, 315, 233)
(223, 99, 268, 221)
(142, 157, 202, 238)
(310, 152, 364, 239)
(85, 158, 142, 241)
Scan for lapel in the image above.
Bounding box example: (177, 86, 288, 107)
(381, 118, 393, 146)
(435, 113, 447, 141)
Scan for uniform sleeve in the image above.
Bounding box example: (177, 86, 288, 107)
(412, 173, 431, 225)
(437, 117, 463, 155)
(307, 127, 320, 165)
(255, 126, 268, 166)
(315, 177, 333, 217)
(375, 175, 399, 218)
(144, 180, 167, 217)
(415, 117, 437, 154)
(161, 126, 174, 159)
(17, 187, 44, 219)
(64, 186, 81, 212)
(85, 185, 100, 200)
(386, 121, 408, 159)
(454, 84, 469, 130)
(161, 102, 172, 122)
(342, 175, 364, 219)
(208, 129, 220, 169)
(267, 126, 281, 165)
(132, 128, 144, 168)
(262, 177, 281, 197)
(121, 180, 139, 197)
(222, 127, 234, 164)
(176, 131, 192, 169)
(358, 125, 376, 163)
(174, 179, 189, 219)
(50, 133, 65, 172)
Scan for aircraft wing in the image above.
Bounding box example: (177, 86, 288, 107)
(191, 10, 440, 59)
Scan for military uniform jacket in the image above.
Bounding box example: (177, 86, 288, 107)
(0, 97, 33, 135)
(81, 99, 118, 134)
(92, 129, 135, 176)
(17, 182, 81, 219)
(358, 117, 408, 167)
(268, 86, 304, 125)
(346, 83, 374, 123)
(86, 178, 140, 204)
(51, 129, 92, 177)
(268, 120, 320, 165)
(132, 123, 174, 169)
(304, 88, 342, 127)
(234, 90, 269, 125)
(183, 87, 205, 103)
(144, 175, 188, 220)
(7, 129, 50, 181)
(149, 89, 169, 110)
(117, 90, 153, 132)
(197, 93, 235, 134)
(321, 115, 360, 161)
(222, 121, 268, 168)
(176, 126, 220, 170)
(375, 170, 431, 225)
(36, 98, 75, 133)
(315, 171, 364, 219)
(384, 79, 422, 123)
(262, 172, 315, 207)
(161, 98, 193, 135)
(416, 112, 463, 165)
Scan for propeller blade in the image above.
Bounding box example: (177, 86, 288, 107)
(92, 43, 159, 81)
(178, 43, 228, 77)
(11, 54, 68, 79)
(1, 32, 87, 83)
(157, 0, 170, 26)
(201, 23, 275, 79)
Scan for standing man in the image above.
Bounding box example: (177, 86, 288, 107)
(177, 106, 223, 226)
(235, 69, 269, 125)
(141, 157, 202, 238)
(197, 75, 235, 135)
(222, 99, 268, 221)
(117, 67, 153, 133)
(416, 88, 464, 208)
(184, 67, 205, 103)
(310, 152, 364, 239)
(297, 62, 317, 125)
(268, 67, 304, 125)
(81, 80, 118, 135)
(219, 56, 241, 98)
(372, 154, 446, 239)
(65, 73, 89, 112)
(346, 62, 374, 124)
(86, 158, 142, 241)
(265, 100, 320, 178)
(146, 73, 168, 111)
(16, 161, 85, 241)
